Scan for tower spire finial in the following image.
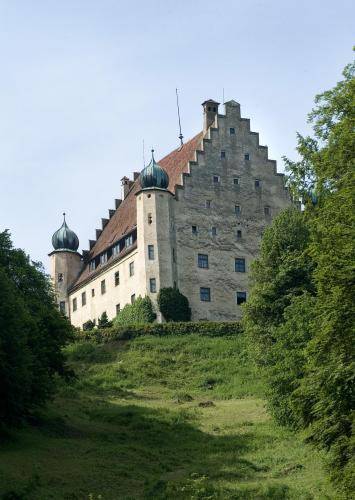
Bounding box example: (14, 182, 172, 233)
(175, 88, 184, 147)
(63, 212, 66, 223)
(151, 148, 155, 160)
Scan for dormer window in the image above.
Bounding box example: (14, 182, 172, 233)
(89, 260, 96, 272)
(112, 243, 120, 256)
(100, 253, 107, 265)
(125, 235, 133, 248)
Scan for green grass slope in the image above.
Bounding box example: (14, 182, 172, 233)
(0, 335, 336, 499)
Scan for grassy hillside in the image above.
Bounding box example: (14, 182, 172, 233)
(0, 334, 336, 499)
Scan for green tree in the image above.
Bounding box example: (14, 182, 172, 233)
(98, 311, 112, 329)
(243, 207, 314, 363)
(0, 231, 73, 426)
(114, 296, 156, 325)
(157, 287, 191, 322)
(286, 60, 355, 489)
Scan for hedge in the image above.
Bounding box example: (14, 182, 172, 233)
(74, 321, 242, 343)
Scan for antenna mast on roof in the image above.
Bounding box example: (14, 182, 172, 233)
(175, 88, 184, 147)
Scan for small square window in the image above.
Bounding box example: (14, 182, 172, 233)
(264, 206, 271, 216)
(115, 271, 120, 286)
(235, 205, 241, 215)
(131, 294, 136, 304)
(220, 150, 226, 159)
(236, 229, 242, 239)
(58, 273, 64, 282)
(235, 258, 246, 273)
(213, 175, 220, 184)
(230, 127, 235, 135)
(59, 301, 66, 313)
(192, 225, 198, 235)
(148, 244, 154, 260)
(211, 227, 217, 236)
(233, 178, 240, 185)
(205, 199, 211, 209)
(72, 297, 77, 312)
(101, 280, 106, 295)
(150, 278, 157, 293)
(198, 254, 209, 269)
(116, 304, 120, 315)
(255, 179, 261, 189)
(81, 292, 86, 306)
(236, 291, 247, 305)
(244, 153, 250, 161)
(200, 287, 211, 302)
(129, 261, 134, 277)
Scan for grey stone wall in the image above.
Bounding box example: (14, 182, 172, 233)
(170, 101, 291, 320)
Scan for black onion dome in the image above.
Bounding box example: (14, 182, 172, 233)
(52, 213, 79, 251)
(140, 149, 169, 190)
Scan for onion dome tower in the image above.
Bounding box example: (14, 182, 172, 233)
(52, 213, 79, 251)
(49, 213, 83, 317)
(140, 149, 169, 190)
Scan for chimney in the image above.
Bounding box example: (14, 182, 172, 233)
(121, 176, 131, 199)
(202, 99, 220, 133)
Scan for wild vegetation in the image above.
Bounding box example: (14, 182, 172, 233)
(243, 59, 354, 495)
(0, 334, 335, 499)
(0, 230, 73, 428)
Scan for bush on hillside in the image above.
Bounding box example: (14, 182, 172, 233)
(75, 321, 242, 343)
(0, 230, 74, 427)
(157, 287, 191, 322)
(98, 312, 112, 329)
(114, 296, 156, 326)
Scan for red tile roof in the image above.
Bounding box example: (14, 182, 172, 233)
(71, 131, 203, 289)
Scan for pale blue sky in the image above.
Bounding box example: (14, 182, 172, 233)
(0, 0, 353, 269)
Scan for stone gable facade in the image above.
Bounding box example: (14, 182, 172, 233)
(49, 99, 291, 326)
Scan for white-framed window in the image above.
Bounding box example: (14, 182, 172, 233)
(236, 291, 247, 305)
(198, 254, 209, 269)
(129, 261, 134, 277)
(150, 278, 157, 293)
(148, 245, 154, 260)
(200, 287, 211, 302)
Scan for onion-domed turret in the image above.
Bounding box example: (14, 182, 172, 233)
(52, 213, 79, 252)
(140, 149, 169, 190)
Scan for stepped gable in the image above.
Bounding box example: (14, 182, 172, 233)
(71, 131, 203, 289)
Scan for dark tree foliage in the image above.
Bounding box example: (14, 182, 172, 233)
(114, 296, 156, 325)
(157, 287, 191, 322)
(244, 57, 355, 493)
(97, 311, 112, 329)
(0, 231, 74, 427)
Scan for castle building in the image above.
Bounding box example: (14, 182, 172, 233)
(49, 99, 291, 326)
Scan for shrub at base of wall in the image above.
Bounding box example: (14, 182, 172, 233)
(75, 321, 242, 343)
